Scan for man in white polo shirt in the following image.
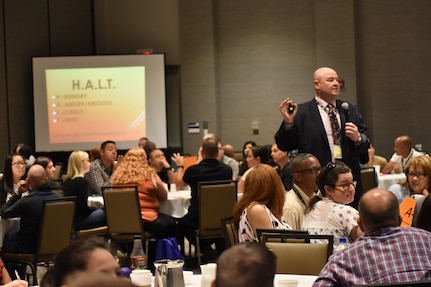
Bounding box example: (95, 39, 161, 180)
(382, 135, 423, 174)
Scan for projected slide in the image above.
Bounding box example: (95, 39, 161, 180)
(46, 66, 146, 144)
(33, 54, 166, 152)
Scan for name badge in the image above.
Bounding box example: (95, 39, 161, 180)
(334, 145, 343, 159)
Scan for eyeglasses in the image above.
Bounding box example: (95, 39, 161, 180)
(11, 161, 26, 167)
(296, 167, 321, 176)
(330, 181, 357, 191)
(407, 172, 428, 179)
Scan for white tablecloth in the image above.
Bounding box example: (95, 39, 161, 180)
(378, 173, 407, 190)
(155, 274, 317, 287)
(0, 217, 21, 247)
(87, 189, 192, 219)
(159, 189, 191, 218)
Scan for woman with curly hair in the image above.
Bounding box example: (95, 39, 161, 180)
(234, 164, 290, 242)
(111, 148, 176, 238)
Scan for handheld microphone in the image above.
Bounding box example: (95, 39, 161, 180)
(341, 102, 350, 122)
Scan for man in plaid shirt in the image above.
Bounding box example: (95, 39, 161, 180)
(313, 188, 431, 287)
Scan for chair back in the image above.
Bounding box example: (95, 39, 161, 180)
(198, 180, 237, 238)
(360, 167, 377, 193)
(256, 228, 309, 243)
(262, 233, 333, 275)
(102, 185, 143, 241)
(54, 163, 62, 179)
(38, 196, 76, 260)
(220, 216, 238, 247)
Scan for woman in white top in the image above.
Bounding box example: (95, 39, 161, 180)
(302, 161, 363, 249)
(234, 164, 290, 242)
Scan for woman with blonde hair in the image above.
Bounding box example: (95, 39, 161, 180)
(234, 164, 290, 242)
(63, 151, 106, 231)
(388, 155, 431, 226)
(111, 148, 176, 237)
(389, 155, 431, 202)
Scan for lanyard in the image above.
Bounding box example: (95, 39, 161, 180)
(293, 186, 306, 206)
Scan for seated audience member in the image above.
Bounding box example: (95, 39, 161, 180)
(389, 155, 431, 201)
(0, 165, 61, 253)
(388, 155, 431, 226)
(143, 141, 156, 158)
(34, 156, 59, 188)
(416, 194, 431, 232)
(313, 189, 431, 286)
(0, 257, 28, 287)
(13, 143, 35, 168)
(40, 237, 121, 287)
(234, 164, 290, 242)
(85, 140, 119, 195)
(364, 143, 388, 171)
(148, 149, 176, 185)
(197, 134, 238, 180)
(238, 145, 273, 193)
(238, 141, 256, 176)
(382, 135, 423, 174)
(137, 137, 149, 149)
(217, 141, 239, 180)
(89, 147, 101, 162)
(271, 143, 293, 191)
(302, 161, 363, 249)
(111, 148, 176, 238)
(176, 137, 232, 253)
(63, 151, 106, 231)
(222, 144, 235, 159)
(0, 154, 26, 207)
(283, 153, 321, 230)
(212, 242, 276, 287)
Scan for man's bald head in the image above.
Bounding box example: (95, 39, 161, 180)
(358, 189, 401, 231)
(27, 164, 48, 190)
(395, 135, 412, 149)
(313, 67, 337, 81)
(223, 144, 235, 158)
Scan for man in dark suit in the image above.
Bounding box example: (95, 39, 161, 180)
(275, 67, 370, 207)
(0, 164, 61, 253)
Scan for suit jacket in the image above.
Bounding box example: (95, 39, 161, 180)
(275, 98, 370, 207)
(0, 184, 61, 253)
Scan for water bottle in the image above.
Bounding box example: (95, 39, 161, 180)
(335, 237, 348, 252)
(130, 235, 147, 270)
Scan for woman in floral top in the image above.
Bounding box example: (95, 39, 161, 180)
(234, 164, 290, 242)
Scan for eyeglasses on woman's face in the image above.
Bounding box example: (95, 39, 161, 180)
(407, 172, 428, 179)
(11, 161, 26, 167)
(330, 181, 357, 192)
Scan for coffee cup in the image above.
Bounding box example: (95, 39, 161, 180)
(130, 270, 152, 287)
(183, 271, 193, 285)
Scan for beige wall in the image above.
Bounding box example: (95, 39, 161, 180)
(1, 0, 431, 162)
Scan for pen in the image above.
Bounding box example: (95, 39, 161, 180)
(14, 270, 21, 280)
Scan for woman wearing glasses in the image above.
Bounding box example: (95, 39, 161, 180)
(388, 155, 431, 202)
(302, 161, 363, 249)
(388, 155, 431, 226)
(0, 153, 27, 208)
